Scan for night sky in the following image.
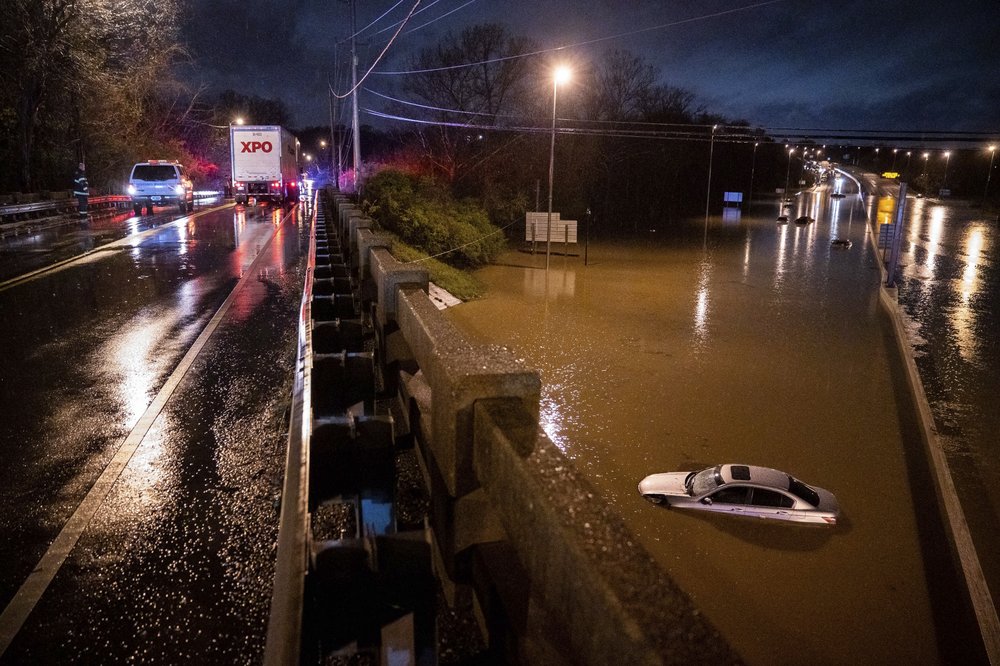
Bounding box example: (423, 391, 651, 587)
(181, 0, 1000, 135)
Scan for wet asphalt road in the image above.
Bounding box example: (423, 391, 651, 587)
(0, 202, 308, 663)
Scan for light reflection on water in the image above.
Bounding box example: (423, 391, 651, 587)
(447, 191, 948, 664)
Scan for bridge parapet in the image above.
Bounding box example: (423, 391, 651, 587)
(282, 191, 741, 664)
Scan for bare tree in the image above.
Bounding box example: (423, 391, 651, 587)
(0, 0, 186, 192)
(399, 24, 537, 182)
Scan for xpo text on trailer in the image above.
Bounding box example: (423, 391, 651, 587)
(230, 125, 300, 205)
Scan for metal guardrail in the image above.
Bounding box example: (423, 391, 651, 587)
(0, 191, 223, 227)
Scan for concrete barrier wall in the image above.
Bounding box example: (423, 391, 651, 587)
(332, 196, 741, 664)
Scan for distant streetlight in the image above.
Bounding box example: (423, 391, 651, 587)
(905, 151, 912, 177)
(984, 145, 997, 207)
(234, 117, 245, 125)
(943, 151, 952, 188)
(546, 65, 571, 270)
(748, 141, 759, 207)
(891, 148, 898, 172)
(922, 152, 930, 177)
(784, 147, 795, 197)
(705, 124, 718, 224)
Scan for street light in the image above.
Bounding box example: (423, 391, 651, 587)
(705, 124, 718, 224)
(984, 145, 997, 207)
(943, 151, 952, 188)
(748, 141, 759, 207)
(546, 65, 571, 270)
(784, 147, 795, 197)
(891, 148, 898, 172)
(234, 117, 245, 125)
(905, 151, 912, 178)
(922, 152, 930, 177)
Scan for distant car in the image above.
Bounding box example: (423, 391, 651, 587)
(794, 215, 813, 224)
(830, 192, 846, 199)
(831, 238, 852, 248)
(127, 160, 194, 215)
(638, 464, 840, 525)
(776, 214, 789, 224)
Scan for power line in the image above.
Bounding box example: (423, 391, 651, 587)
(374, 0, 787, 75)
(361, 107, 999, 146)
(331, 0, 423, 100)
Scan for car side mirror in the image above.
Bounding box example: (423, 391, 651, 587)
(701, 497, 713, 506)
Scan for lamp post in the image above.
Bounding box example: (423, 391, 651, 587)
(943, 151, 952, 189)
(905, 151, 912, 178)
(984, 145, 997, 207)
(922, 152, 930, 177)
(784, 147, 795, 197)
(891, 148, 898, 172)
(748, 141, 759, 207)
(546, 65, 571, 270)
(705, 124, 718, 224)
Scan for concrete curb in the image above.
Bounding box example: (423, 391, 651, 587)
(857, 179, 1000, 663)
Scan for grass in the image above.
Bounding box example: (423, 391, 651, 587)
(386, 235, 489, 301)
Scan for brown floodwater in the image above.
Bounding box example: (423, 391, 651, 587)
(445, 193, 964, 664)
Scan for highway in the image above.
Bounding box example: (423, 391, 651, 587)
(0, 202, 308, 662)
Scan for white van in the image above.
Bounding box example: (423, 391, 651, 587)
(127, 160, 194, 215)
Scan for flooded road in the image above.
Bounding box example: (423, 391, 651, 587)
(447, 190, 982, 664)
(895, 196, 1000, 612)
(0, 203, 307, 663)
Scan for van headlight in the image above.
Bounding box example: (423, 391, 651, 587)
(174, 185, 186, 195)
(127, 184, 136, 195)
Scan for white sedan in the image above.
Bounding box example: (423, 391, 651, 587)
(638, 464, 840, 525)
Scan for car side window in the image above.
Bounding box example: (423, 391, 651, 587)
(709, 486, 750, 505)
(750, 488, 795, 508)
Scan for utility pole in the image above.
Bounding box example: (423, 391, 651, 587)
(328, 75, 339, 189)
(350, 0, 361, 193)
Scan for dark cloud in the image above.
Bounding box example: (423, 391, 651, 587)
(180, 0, 1000, 133)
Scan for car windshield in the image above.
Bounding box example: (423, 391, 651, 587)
(687, 466, 723, 497)
(788, 476, 820, 506)
(132, 165, 177, 181)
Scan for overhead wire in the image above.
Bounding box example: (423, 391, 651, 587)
(374, 0, 787, 75)
(331, 0, 423, 100)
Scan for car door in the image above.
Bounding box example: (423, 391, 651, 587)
(747, 487, 796, 520)
(703, 485, 750, 515)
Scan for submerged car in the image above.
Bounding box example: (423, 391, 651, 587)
(638, 464, 839, 525)
(794, 215, 813, 224)
(776, 214, 789, 224)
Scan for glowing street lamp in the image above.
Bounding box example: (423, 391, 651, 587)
(922, 152, 930, 177)
(891, 148, 898, 172)
(984, 145, 997, 207)
(545, 65, 571, 270)
(905, 151, 912, 177)
(943, 151, 952, 188)
(234, 117, 245, 125)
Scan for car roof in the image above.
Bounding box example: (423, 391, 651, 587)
(719, 464, 790, 491)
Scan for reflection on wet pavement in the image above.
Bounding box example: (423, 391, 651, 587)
(897, 197, 1000, 613)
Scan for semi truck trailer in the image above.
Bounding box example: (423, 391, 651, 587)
(230, 125, 300, 205)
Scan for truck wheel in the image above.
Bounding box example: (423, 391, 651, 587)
(178, 201, 187, 214)
(146, 204, 155, 215)
(133, 204, 142, 216)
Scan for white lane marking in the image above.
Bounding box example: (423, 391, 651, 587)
(0, 206, 294, 655)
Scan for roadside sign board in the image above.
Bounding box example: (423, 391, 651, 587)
(526, 212, 578, 243)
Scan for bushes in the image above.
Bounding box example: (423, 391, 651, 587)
(362, 169, 506, 268)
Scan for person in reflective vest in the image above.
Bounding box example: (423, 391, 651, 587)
(73, 163, 89, 218)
